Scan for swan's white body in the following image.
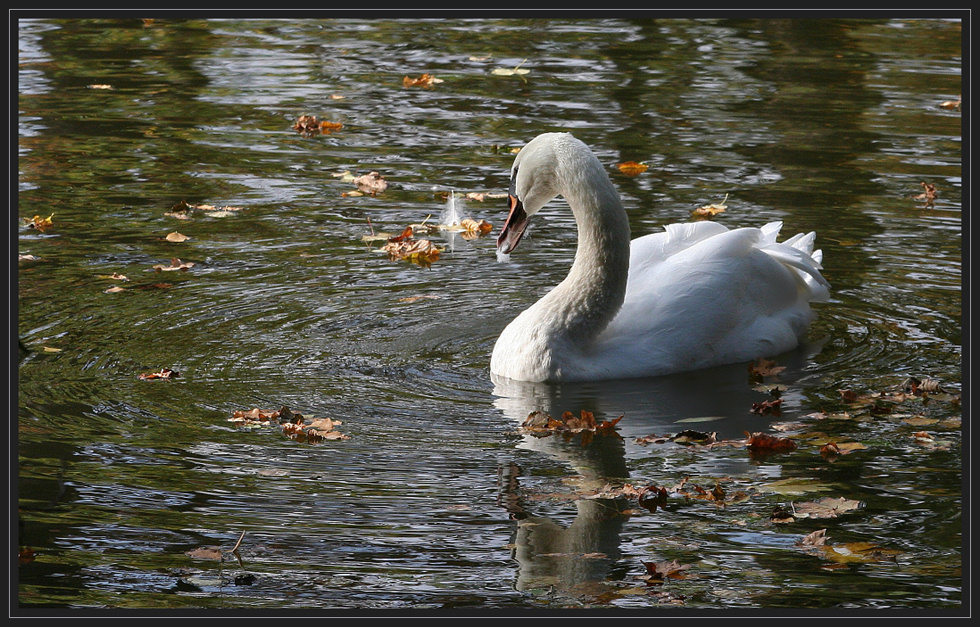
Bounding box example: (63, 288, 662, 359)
(490, 132, 830, 383)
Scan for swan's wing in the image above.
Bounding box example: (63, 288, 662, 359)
(597, 224, 828, 375)
(628, 220, 730, 276)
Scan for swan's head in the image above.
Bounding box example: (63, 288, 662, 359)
(497, 133, 571, 254)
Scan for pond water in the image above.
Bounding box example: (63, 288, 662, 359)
(16, 16, 964, 614)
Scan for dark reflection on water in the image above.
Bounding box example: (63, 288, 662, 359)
(17, 16, 962, 612)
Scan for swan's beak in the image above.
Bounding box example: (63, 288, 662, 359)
(497, 194, 530, 254)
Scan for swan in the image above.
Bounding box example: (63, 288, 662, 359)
(490, 132, 830, 383)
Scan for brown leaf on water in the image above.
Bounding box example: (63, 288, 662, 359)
(616, 161, 649, 176)
(745, 431, 796, 456)
(913, 182, 937, 207)
(186, 546, 224, 561)
(352, 171, 388, 195)
(402, 73, 443, 88)
(751, 398, 783, 416)
(138, 367, 180, 380)
(458, 218, 493, 238)
(819, 440, 867, 461)
(798, 528, 828, 547)
(640, 559, 690, 585)
(748, 358, 786, 382)
(793, 496, 863, 519)
(25, 213, 55, 232)
(382, 237, 441, 265)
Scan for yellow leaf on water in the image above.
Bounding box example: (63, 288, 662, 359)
(165, 232, 190, 242)
(491, 59, 530, 77)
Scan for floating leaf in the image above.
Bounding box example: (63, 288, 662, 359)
(750, 398, 783, 416)
(793, 496, 863, 519)
(402, 73, 443, 88)
(745, 431, 796, 455)
(152, 258, 195, 272)
(25, 213, 55, 232)
(230, 405, 350, 443)
(165, 232, 190, 242)
(913, 182, 937, 202)
(692, 193, 729, 219)
(939, 96, 961, 109)
(491, 59, 530, 77)
(186, 546, 224, 561)
(352, 171, 388, 194)
(640, 559, 690, 585)
(138, 367, 180, 380)
(293, 115, 343, 135)
(519, 410, 623, 445)
(166, 201, 243, 219)
(616, 161, 649, 176)
(748, 358, 786, 381)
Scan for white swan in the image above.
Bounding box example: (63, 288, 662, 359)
(490, 132, 830, 383)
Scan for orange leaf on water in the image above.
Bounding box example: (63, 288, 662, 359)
(616, 161, 649, 176)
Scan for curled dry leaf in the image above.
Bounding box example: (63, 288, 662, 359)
(692, 193, 729, 219)
(914, 182, 937, 202)
(640, 559, 690, 585)
(138, 367, 180, 380)
(25, 213, 55, 232)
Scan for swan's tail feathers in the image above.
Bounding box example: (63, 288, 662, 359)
(763, 229, 831, 303)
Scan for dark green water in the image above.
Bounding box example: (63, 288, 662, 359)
(16, 17, 963, 614)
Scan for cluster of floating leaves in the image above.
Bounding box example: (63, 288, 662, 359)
(519, 409, 624, 446)
(508, 364, 959, 590)
(165, 200, 244, 220)
(228, 405, 350, 444)
(292, 114, 343, 136)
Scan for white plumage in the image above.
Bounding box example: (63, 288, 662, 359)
(490, 132, 830, 383)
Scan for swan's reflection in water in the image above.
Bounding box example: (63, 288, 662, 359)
(492, 345, 821, 597)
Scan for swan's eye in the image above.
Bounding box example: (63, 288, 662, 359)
(509, 167, 519, 197)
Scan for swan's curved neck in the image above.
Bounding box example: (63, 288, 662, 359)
(543, 153, 631, 343)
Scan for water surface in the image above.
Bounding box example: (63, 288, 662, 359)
(16, 16, 963, 613)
